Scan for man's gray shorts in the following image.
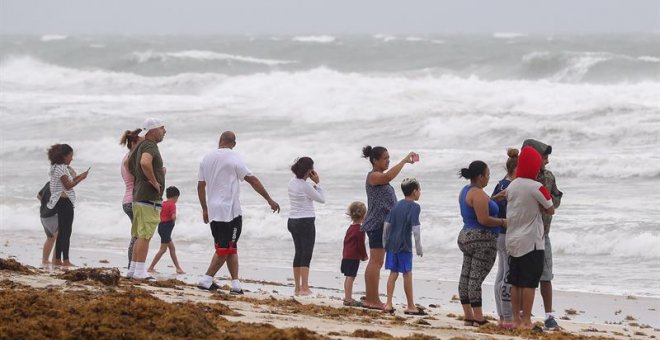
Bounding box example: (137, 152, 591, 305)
(540, 235, 553, 281)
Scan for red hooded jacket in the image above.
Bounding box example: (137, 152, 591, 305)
(516, 146, 543, 180)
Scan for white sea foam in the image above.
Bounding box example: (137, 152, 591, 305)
(40, 35, 68, 42)
(639, 56, 660, 62)
(493, 32, 528, 39)
(373, 34, 397, 42)
(131, 50, 296, 65)
(292, 35, 336, 43)
(405, 36, 424, 42)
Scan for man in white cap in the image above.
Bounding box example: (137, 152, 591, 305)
(126, 118, 167, 280)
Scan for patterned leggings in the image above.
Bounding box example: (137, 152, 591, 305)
(123, 203, 137, 268)
(457, 228, 497, 307)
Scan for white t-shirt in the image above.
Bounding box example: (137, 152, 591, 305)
(288, 178, 325, 219)
(505, 177, 553, 257)
(47, 164, 76, 209)
(198, 149, 252, 222)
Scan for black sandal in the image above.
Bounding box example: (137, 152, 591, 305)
(473, 319, 490, 327)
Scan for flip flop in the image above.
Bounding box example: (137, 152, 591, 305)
(532, 325, 544, 333)
(343, 300, 363, 307)
(383, 307, 395, 314)
(404, 308, 428, 316)
(473, 319, 490, 326)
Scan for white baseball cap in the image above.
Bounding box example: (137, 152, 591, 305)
(138, 118, 164, 136)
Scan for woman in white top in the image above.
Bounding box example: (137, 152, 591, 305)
(120, 128, 143, 269)
(47, 144, 88, 267)
(287, 157, 325, 296)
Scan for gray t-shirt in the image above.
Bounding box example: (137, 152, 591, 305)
(384, 199, 421, 253)
(505, 178, 554, 257)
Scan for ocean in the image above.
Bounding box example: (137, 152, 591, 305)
(1, 34, 658, 297)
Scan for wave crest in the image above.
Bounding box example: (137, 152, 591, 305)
(131, 50, 296, 65)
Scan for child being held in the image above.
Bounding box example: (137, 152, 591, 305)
(383, 178, 425, 315)
(341, 201, 368, 306)
(148, 186, 185, 274)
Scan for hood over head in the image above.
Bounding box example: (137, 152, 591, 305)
(522, 139, 552, 156)
(516, 146, 543, 179)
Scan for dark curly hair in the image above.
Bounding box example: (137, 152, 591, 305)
(47, 144, 73, 165)
(291, 157, 314, 179)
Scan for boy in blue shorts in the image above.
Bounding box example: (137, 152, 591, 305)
(383, 178, 425, 315)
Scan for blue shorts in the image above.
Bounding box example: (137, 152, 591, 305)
(385, 251, 413, 273)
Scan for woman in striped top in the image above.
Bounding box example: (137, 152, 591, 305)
(120, 129, 143, 268)
(47, 144, 88, 267)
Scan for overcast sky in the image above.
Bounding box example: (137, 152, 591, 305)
(1, 0, 658, 35)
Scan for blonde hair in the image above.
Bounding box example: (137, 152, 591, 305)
(346, 201, 367, 222)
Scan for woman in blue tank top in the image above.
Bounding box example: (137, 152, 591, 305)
(361, 145, 417, 310)
(456, 160, 506, 327)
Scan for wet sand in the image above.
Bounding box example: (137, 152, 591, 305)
(2, 258, 659, 339)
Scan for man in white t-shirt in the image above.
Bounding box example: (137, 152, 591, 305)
(197, 131, 280, 293)
(505, 146, 555, 331)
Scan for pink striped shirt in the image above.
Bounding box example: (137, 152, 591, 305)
(121, 153, 134, 204)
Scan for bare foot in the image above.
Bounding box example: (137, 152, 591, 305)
(52, 259, 63, 266)
(362, 301, 386, 310)
(147, 268, 157, 273)
(175, 268, 185, 274)
(62, 261, 77, 267)
(299, 289, 313, 296)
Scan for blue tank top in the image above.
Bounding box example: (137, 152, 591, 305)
(459, 185, 500, 234)
(362, 171, 397, 232)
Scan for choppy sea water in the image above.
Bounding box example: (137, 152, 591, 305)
(1, 34, 658, 296)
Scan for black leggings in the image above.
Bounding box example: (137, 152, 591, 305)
(54, 198, 74, 261)
(288, 218, 316, 267)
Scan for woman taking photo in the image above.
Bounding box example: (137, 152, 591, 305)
(361, 145, 416, 310)
(47, 144, 88, 267)
(456, 160, 505, 326)
(287, 157, 325, 296)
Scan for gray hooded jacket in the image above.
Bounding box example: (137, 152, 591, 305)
(522, 139, 563, 234)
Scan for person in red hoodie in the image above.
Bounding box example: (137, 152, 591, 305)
(341, 201, 368, 306)
(504, 146, 555, 331)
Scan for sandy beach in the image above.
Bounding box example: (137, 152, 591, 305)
(2, 244, 658, 340)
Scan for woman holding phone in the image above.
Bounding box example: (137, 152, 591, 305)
(361, 146, 417, 310)
(47, 143, 89, 266)
(287, 157, 326, 296)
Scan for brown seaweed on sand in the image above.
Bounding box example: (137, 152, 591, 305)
(56, 267, 120, 286)
(0, 286, 326, 339)
(0, 258, 35, 274)
(475, 323, 617, 340)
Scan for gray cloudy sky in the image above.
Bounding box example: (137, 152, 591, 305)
(1, 0, 658, 35)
